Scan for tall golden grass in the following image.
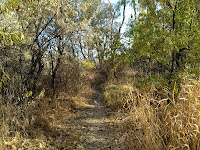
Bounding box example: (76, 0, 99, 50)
(103, 69, 200, 149)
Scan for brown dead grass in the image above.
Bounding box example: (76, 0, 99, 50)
(0, 70, 95, 149)
(0, 97, 79, 149)
(2, 67, 200, 149)
(103, 69, 200, 149)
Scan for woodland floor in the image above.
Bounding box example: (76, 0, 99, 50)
(63, 87, 127, 150)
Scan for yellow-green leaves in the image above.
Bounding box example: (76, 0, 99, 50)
(22, 91, 33, 100)
(24, 51, 32, 60)
(0, 31, 25, 44)
(0, 0, 25, 44)
(10, 32, 25, 43)
(1, 0, 20, 14)
(81, 60, 95, 70)
(128, 0, 200, 74)
(8, 0, 20, 9)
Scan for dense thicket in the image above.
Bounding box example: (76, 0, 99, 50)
(0, 0, 126, 103)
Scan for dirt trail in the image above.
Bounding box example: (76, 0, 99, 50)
(66, 88, 123, 150)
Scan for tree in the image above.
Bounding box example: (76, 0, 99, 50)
(128, 0, 200, 75)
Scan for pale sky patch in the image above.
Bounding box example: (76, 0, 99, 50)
(104, 0, 134, 33)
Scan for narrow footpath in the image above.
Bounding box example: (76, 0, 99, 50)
(64, 86, 125, 150)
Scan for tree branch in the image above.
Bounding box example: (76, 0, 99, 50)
(35, 13, 57, 42)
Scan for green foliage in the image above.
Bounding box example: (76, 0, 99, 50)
(81, 60, 95, 70)
(127, 0, 200, 75)
(0, 0, 25, 43)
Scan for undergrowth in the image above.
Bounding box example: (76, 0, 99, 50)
(103, 68, 200, 149)
(0, 70, 95, 149)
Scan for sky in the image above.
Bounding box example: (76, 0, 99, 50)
(104, 0, 134, 33)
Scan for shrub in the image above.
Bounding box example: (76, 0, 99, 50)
(81, 60, 95, 70)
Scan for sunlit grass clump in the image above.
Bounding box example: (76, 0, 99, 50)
(81, 60, 95, 70)
(103, 69, 200, 149)
(103, 83, 134, 109)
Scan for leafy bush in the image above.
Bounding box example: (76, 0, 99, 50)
(81, 60, 95, 70)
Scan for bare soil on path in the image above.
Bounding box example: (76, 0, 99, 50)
(64, 89, 125, 150)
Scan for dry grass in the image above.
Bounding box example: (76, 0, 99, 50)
(0, 97, 79, 149)
(2, 67, 200, 149)
(103, 69, 200, 149)
(103, 83, 134, 109)
(0, 70, 95, 150)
